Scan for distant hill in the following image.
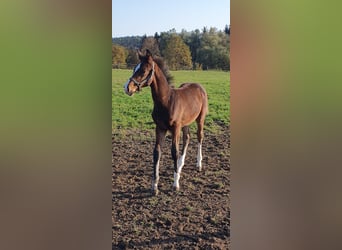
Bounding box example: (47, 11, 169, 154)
(112, 36, 143, 49)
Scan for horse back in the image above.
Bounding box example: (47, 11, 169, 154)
(176, 83, 208, 109)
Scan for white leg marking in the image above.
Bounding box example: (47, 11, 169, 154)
(152, 159, 160, 191)
(173, 172, 180, 190)
(177, 154, 186, 170)
(177, 140, 188, 170)
(173, 150, 187, 190)
(197, 143, 202, 171)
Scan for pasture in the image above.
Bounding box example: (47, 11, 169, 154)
(112, 69, 230, 249)
(112, 69, 230, 134)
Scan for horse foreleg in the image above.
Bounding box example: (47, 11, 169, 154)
(171, 125, 181, 190)
(152, 127, 166, 195)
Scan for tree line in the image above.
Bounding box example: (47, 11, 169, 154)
(112, 25, 230, 71)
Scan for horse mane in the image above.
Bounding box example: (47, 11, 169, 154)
(153, 57, 174, 86)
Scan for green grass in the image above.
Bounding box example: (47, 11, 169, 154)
(112, 69, 230, 133)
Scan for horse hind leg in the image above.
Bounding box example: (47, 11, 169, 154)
(171, 125, 183, 191)
(177, 126, 190, 173)
(196, 115, 205, 172)
(173, 126, 190, 191)
(196, 90, 208, 172)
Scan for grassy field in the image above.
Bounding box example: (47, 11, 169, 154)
(112, 69, 230, 133)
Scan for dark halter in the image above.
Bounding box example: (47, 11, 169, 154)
(130, 62, 155, 91)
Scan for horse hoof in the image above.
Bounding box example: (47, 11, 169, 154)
(197, 164, 202, 172)
(152, 189, 159, 196)
(172, 185, 180, 191)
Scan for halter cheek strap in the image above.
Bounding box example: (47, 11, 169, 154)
(130, 62, 155, 91)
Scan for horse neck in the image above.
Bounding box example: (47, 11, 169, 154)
(150, 65, 171, 107)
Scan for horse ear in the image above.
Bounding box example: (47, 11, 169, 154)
(146, 49, 152, 58)
(137, 49, 144, 60)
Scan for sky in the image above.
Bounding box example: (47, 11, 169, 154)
(112, 0, 230, 37)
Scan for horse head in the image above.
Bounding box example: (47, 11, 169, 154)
(123, 49, 155, 96)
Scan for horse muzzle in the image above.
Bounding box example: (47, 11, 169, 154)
(123, 80, 134, 96)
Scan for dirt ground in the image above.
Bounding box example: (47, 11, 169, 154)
(112, 125, 230, 249)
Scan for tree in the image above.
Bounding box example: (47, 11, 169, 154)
(188, 29, 201, 69)
(162, 34, 192, 70)
(112, 36, 143, 49)
(180, 29, 201, 69)
(196, 28, 230, 70)
(158, 31, 172, 55)
(112, 26, 230, 71)
(112, 44, 127, 68)
(224, 24, 230, 35)
(125, 49, 140, 68)
(154, 32, 160, 41)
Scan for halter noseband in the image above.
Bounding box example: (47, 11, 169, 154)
(130, 62, 155, 91)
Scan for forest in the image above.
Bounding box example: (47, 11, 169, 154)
(112, 25, 230, 71)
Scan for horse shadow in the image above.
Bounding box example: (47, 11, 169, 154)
(112, 186, 152, 200)
(112, 184, 177, 201)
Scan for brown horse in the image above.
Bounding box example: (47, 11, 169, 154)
(123, 49, 208, 195)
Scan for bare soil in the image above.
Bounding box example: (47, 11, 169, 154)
(112, 125, 230, 249)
